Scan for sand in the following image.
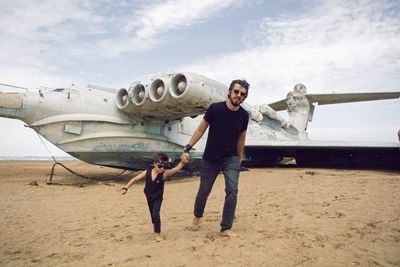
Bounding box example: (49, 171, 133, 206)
(0, 160, 399, 266)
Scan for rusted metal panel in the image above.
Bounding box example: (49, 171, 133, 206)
(64, 124, 82, 135)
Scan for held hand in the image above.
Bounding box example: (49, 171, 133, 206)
(181, 152, 189, 161)
(181, 154, 189, 164)
(121, 188, 128, 195)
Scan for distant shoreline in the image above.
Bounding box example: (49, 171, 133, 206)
(0, 156, 77, 161)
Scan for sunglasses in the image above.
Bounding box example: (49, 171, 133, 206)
(233, 89, 247, 97)
(155, 160, 167, 169)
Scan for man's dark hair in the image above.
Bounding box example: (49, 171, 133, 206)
(228, 79, 250, 95)
(154, 153, 169, 162)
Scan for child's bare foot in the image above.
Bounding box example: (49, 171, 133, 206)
(155, 233, 163, 242)
(221, 229, 239, 238)
(191, 217, 200, 231)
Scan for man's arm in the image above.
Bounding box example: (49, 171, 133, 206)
(181, 119, 209, 160)
(237, 130, 247, 165)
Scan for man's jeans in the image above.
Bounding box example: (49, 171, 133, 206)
(193, 156, 241, 232)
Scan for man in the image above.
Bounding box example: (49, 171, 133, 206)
(181, 79, 249, 238)
(398, 129, 400, 142)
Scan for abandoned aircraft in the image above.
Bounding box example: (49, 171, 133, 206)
(0, 70, 399, 171)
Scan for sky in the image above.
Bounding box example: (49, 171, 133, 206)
(0, 0, 399, 157)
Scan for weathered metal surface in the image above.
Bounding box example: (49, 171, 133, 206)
(31, 114, 131, 126)
(0, 92, 23, 109)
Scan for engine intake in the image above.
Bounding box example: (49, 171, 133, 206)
(116, 88, 129, 110)
(130, 83, 147, 106)
(170, 74, 187, 98)
(149, 78, 168, 103)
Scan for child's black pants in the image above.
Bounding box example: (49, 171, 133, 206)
(146, 196, 162, 233)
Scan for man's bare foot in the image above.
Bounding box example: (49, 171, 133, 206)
(155, 233, 163, 242)
(221, 230, 239, 238)
(191, 217, 200, 231)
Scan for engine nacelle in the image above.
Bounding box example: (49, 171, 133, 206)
(116, 70, 262, 121)
(169, 72, 226, 106)
(116, 71, 227, 120)
(148, 71, 179, 108)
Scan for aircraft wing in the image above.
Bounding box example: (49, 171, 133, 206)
(243, 140, 400, 169)
(269, 92, 400, 111)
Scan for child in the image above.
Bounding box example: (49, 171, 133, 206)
(121, 153, 188, 242)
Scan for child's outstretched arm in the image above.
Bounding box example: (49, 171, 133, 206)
(121, 170, 146, 195)
(163, 156, 189, 180)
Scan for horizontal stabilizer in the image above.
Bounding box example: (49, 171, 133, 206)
(269, 92, 400, 111)
(268, 99, 287, 111)
(307, 92, 400, 105)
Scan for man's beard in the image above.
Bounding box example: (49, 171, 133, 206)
(229, 94, 242, 107)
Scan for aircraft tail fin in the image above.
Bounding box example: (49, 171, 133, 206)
(267, 86, 400, 140)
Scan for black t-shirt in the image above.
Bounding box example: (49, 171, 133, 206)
(143, 168, 164, 200)
(202, 101, 249, 161)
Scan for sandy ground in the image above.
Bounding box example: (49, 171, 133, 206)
(0, 160, 399, 266)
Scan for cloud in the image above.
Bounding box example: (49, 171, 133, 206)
(183, 0, 400, 104)
(0, 0, 107, 87)
(0, 0, 97, 40)
(123, 0, 241, 38)
(1, 0, 399, 95)
(96, 0, 246, 57)
(0, 0, 246, 86)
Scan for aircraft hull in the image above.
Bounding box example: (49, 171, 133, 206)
(244, 144, 400, 170)
(67, 146, 400, 170)
(1, 71, 400, 172)
(67, 151, 204, 171)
